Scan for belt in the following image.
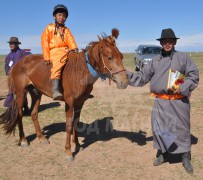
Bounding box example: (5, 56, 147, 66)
(151, 93, 185, 100)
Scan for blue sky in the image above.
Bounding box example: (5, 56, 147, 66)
(0, 0, 203, 54)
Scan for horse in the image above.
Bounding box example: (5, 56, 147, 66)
(0, 28, 128, 161)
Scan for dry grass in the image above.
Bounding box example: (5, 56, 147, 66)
(0, 52, 203, 179)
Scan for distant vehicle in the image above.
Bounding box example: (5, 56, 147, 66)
(134, 45, 161, 71)
(23, 49, 32, 55)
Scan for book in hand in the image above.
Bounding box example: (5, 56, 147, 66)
(167, 69, 185, 91)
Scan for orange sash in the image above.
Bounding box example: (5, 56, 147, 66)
(151, 93, 185, 100)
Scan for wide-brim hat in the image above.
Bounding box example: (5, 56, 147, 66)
(156, 28, 179, 41)
(7, 37, 21, 44)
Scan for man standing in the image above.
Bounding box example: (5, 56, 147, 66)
(4, 37, 29, 114)
(126, 28, 199, 174)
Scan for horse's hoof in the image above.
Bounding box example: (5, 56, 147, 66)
(21, 141, 29, 147)
(65, 156, 74, 161)
(42, 140, 50, 145)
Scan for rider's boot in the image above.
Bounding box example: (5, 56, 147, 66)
(52, 79, 63, 100)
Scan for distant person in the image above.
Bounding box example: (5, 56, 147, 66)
(4, 37, 29, 114)
(41, 4, 78, 100)
(126, 28, 199, 174)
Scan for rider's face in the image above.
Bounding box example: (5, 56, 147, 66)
(54, 12, 67, 25)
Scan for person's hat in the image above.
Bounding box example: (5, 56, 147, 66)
(156, 28, 179, 41)
(53, 4, 68, 18)
(7, 37, 21, 44)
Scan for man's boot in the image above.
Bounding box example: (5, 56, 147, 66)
(52, 79, 63, 100)
(153, 150, 167, 166)
(182, 152, 193, 174)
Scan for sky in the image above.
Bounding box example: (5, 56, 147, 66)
(0, 0, 203, 54)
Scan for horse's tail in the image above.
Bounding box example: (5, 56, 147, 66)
(0, 75, 19, 135)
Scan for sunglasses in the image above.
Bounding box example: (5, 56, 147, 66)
(161, 39, 176, 44)
(9, 43, 18, 45)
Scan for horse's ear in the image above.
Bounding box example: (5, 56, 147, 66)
(97, 35, 103, 42)
(112, 28, 119, 39)
(97, 35, 105, 47)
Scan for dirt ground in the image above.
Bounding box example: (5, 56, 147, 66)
(0, 73, 203, 180)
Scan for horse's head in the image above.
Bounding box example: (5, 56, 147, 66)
(95, 28, 128, 89)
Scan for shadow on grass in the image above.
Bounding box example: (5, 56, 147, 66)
(25, 102, 61, 141)
(26, 117, 153, 151)
(38, 102, 61, 113)
(77, 117, 153, 148)
(0, 96, 5, 101)
(166, 134, 198, 164)
(26, 117, 198, 160)
(24, 102, 61, 116)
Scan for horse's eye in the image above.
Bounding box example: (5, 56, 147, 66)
(108, 57, 112, 61)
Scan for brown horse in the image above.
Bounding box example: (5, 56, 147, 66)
(0, 28, 128, 160)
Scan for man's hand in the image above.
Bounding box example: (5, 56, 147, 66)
(44, 60, 51, 66)
(173, 85, 181, 94)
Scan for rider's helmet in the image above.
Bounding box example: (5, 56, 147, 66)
(53, 4, 68, 18)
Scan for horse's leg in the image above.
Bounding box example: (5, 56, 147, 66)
(72, 104, 84, 151)
(65, 102, 74, 161)
(16, 93, 29, 147)
(29, 87, 49, 144)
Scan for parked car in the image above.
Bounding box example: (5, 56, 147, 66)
(134, 45, 161, 71)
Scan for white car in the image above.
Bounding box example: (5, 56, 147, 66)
(134, 45, 161, 71)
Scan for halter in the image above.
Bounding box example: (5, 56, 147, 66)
(85, 49, 126, 83)
(101, 54, 126, 79)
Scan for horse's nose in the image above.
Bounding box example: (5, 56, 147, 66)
(120, 80, 128, 89)
(116, 80, 128, 89)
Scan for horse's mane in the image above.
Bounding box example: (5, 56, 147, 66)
(62, 31, 118, 97)
(63, 51, 90, 97)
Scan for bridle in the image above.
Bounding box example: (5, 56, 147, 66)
(85, 42, 126, 83)
(101, 54, 126, 79)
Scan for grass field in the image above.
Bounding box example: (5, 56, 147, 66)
(1, 52, 203, 73)
(0, 52, 203, 122)
(0, 52, 203, 179)
(1, 52, 202, 117)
